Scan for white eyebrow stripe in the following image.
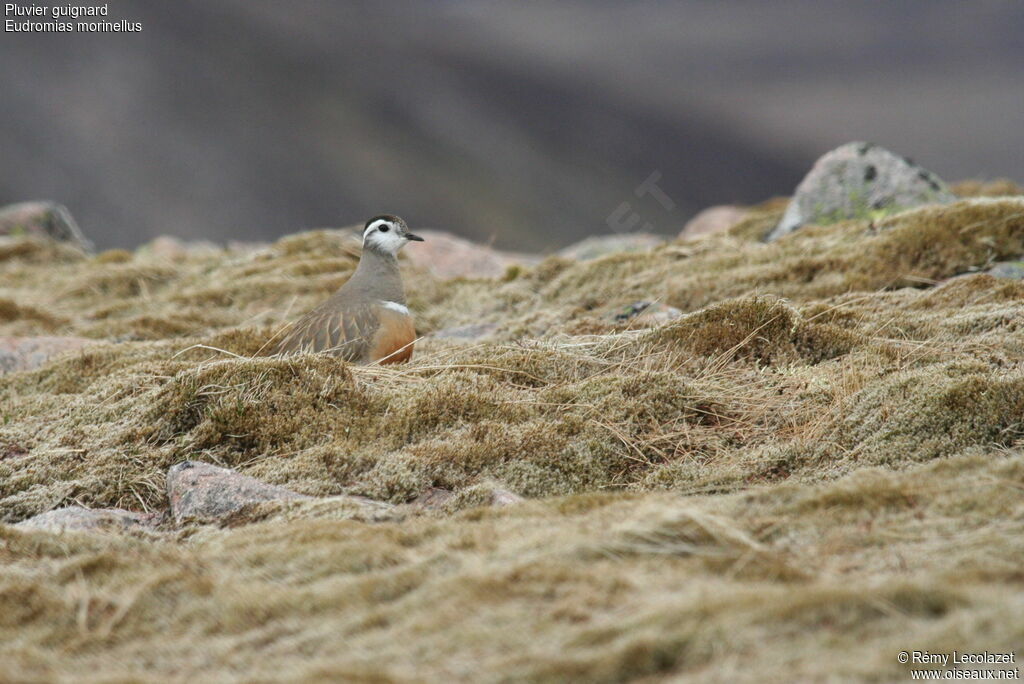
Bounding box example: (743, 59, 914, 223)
(364, 219, 392, 236)
(380, 300, 410, 315)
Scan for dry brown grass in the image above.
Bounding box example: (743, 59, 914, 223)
(2, 196, 1024, 680)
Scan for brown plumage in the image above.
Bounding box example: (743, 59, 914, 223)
(273, 215, 423, 364)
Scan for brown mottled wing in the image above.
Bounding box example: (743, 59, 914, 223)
(273, 300, 381, 362)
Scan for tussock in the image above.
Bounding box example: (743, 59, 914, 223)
(2, 196, 1024, 680)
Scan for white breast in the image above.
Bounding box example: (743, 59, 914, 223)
(380, 300, 410, 316)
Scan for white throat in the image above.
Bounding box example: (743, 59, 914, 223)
(363, 219, 407, 256)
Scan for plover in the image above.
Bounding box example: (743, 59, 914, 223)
(273, 215, 423, 364)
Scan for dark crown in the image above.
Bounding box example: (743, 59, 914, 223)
(364, 214, 403, 231)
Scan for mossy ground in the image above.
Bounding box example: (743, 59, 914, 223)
(2, 195, 1024, 681)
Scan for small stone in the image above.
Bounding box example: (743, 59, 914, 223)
(143, 235, 221, 261)
(0, 201, 92, 252)
(489, 489, 524, 507)
(679, 206, 749, 240)
(768, 142, 956, 241)
(987, 261, 1024, 280)
(410, 487, 455, 511)
(15, 506, 157, 533)
(1, 443, 29, 461)
(431, 322, 499, 341)
(0, 336, 93, 374)
(559, 233, 664, 261)
(613, 301, 682, 325)
(167, 461, 310, 524)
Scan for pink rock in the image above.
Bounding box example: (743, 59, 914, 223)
(679, 206, 749, 239)
(0, 336, 93, 374)
(167, 461, 309, 524)
(15, 506, 159, 533)
(143, 235, 230, 261)
(410, 487, 455, 510)
(402, 230, 536, 279)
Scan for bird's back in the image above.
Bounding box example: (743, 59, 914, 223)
(273, 253, 415, 364)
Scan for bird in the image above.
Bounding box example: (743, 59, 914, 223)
(273, 215, 424, 364)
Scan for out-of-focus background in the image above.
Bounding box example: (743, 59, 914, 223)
(2, 0, 1022, 251)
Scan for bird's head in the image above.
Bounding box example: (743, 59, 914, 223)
(362, 215, 423, 256)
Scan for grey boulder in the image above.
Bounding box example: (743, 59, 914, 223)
(987, 261, 1024, 280)
(0, 201, 92, 251)
(768, 142, 955, 241)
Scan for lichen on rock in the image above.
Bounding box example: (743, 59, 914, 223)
(768, 142, 956, 241)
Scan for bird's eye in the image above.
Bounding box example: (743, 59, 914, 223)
(379, 225, 390, 233)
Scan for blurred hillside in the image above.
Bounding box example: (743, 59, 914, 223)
(1, 0, 1022, 250)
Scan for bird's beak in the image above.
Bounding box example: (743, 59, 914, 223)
(405, 232, 424, 242)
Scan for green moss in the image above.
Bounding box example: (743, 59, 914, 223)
(831, 363, 1024, 465)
